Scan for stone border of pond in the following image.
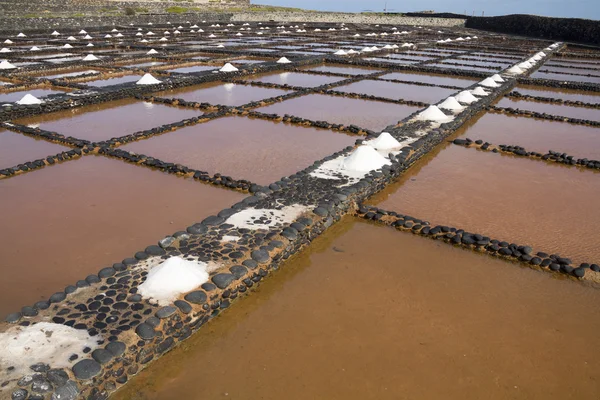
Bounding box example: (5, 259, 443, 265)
(506, 91, 600, 109)
(488, 105, 600, 126)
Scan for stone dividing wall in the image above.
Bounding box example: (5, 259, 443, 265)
(231, 12, 466, 27)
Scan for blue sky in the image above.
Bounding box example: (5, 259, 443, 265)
(252, 0, 600, 19)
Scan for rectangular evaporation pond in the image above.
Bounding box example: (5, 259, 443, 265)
(46, 57, 82, 64)
(163, 65, 217, 74)
(152, 82, 289, 107)
(369, 145, 600, 264)
(0, 88, 69, 103)
(120, 116, 356, 185)
(229, 59, 271, 65)
(431, 63, 497, 72)
(514, 84, 600, 104)
(248, 71, 344, 88)
(387, 54, 432, 61)
(123, 61, 166, 69)
(112, 217, 600, 400)
(455, 112, 600, 160)
(547, 59, 600, 69)
(363, 57, 419, 65)
(442, 59, 508, 68)
(15, 99, 201, 142)
(40, 69, 99, 80)
(257, 94, 420, 132)
(335, 79, 456, 104)
(0, 155, 245, 317)
(306, 65, 383, 75)
(380, 71, 478, 88)
(0, 130, 70, 169)
(542, 65, 600, 76)
(83, 74, 142, 87)
(530, 71, 600, 84)
(496, 97, 600, 122)
(24, 53, 74, 60)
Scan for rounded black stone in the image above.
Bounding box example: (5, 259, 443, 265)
(91, 349, 113, 364)
(201, 282, 217, 292)
(242, 259, 258, 269)
(144, 245, 166, 256)
(33, 301, 49, 310)
(49, 292, 66, 303)
(85, 275, 100, 285)
(21, 306, 38, 317)
(46, 369, 68, 387)
(202, 215, 225, 226)
(313, 207, 328, 217)
(212, 273, 235, 289)
(174, 300, 193, 314)
(72, 359, 102, 380)
(155, 306, 177, 319)
(146, 317, 160, 327)
(135, 323, 156, 340)
(184, 291, 207, 304)
(98, 267, 116, 279)
(11, 389, 27, 400)
(229, 265, 248, 279)
(186, 224, 207, 235)
(251, 249, 270, 264)
(106, 341, 126, 357)
(573, 267, 586, 278)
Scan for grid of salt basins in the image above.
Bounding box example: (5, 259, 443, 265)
(0, 20, 597, 400)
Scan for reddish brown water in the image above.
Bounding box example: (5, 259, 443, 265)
(497, 97, 600, 122)
(0, 129, 70, 169)
(84, 74, 142, 87)
(306, 64, 383, 75)
(335, 79, 456, 103)
(152, 82, 289, 106)
(0, 155, 245, 317)
(121, 116, 356, 185)
(114, 217, 600, 400)
(379, 71, 478, 87)
(248, 71, 344, 87)
(531, 71, 600, 84)
(369, 144, 600, 264)
(258, 94, 420, 131)
(15, 99, 201, 142)
(458, 112, 600, 159)
(514, 84, 600, 104)
(0, 88, 68, 103)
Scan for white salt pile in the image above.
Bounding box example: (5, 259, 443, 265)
(3, 39, 12, 44)
(383, 44, 394, 49)
(507, 65, 524, 74)
(361, 47, 373, 52)
(16, 94, 43, 105)
(219, 63, 238, 72)
(225, 204, 311, 230)
(146, 31, 155, 35)
(341, 145, 391, 172)
(0, 322, 102, 375)
(146, 48, 158, 55)
(79, 29, 87, 34)
(401, 43, 413, 47)
(30, 46, 40, 51)
(82, 54, 99, 61)
(87, 43, 94, 47)
(67, 36, 76, 40)
(416, 105, 453, 122)
(439, 96, 465, 111)
(159, 37, 168, 41)
(365, 132, 401, 150)
(0, 48, 11, 53)
(62, 44, 73, 49)
(17, 33, 26, 37)
(209, 34, 216, 38)
(370, 46, 380, 51)
(480, 77, 500, 88)
(51, 31, 60, 36)
(347, 49, 359, 54)
(136, 73, 161, 85)
(111, 28, 118, 32)
(491, 74, 505, 82)
(277, 57, 292, 64)
(471, 86, 489, 96)
(138, 256, 209, 305)
(84, 34, 92, 39)
(334, 49, 347, 55)
(116, 33, 123, 38)
(518, 61, 532, 69)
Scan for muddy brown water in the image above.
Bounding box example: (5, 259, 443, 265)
(113, 217, 600, 400)
(152, 82, 289, 107)
(258, 94, 420, 132)
(497, 97, 600, 122)
(334, 79, 456, 104)
(120, 116, 356, 185)
(15, 99, 201, 142)
(0, 155, 245, 317)
(0, 130, 70, 169)
(0, 88, 69, 103)
(379, 71, 478, 88)
(248, 71, 344, 87)
(514, 84, 600, 104)
(368, 141, 600, 265)
(457, 111, 600, 159)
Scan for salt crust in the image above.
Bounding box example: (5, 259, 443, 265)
(0, 322, 101, 376)
(138, 256, 209, 305)
(225, 204, 311, 230)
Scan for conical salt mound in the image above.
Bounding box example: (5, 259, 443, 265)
(16, 94, 42, 105)
(366, 132, 401, 150)
(0, 48, 11, 53)
(4, 39, 13, 44)
(417, 105, 453, 122)
(361, 47, 373, 52)
(219, 63, 238, 72)
(51, 31, 60, 36)
(480, 77, 500, 88)
(455, 91, 478, 104)
(490, 74, 504, 83)
(347, 49, 358, 54)
(0, 60, 17, 69)
(146, 49, 158, 55)
(62, 44, 73, 49)
(334, 49, 347, 55)
(532, 55, 542, 61)
(86, 43, 94, 47)
(136, 73, 161, 85)
(84, 35, 92, 40)
(17, 33, 26, 37)
(79, 29, 87, 34)
(341, 145, 391, 172)
(277, 57, 291, 64)
(439, 97, 465, 111)
(82, 54, 99, 61)
(507, 65, 523, 74)
(30, 46, 40, 51)
(518, 61, 532, 69)
(471, 86, 489, 96)
(538, 52, 546, 57)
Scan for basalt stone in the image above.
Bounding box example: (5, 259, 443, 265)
(202, 215, 225, 226)
(212, 273, 235, 289)
(65, 285, 77, 294)
(91, 349, 113, 365)
(159, 236, 176, 248)
(135, 323, 156, 340)
(157, 337, 175, 354)
(145, 245, 166, 256)
(11, 389, 27, 400)
(242, 259, 259, 269)
(29, 363, 49, 373)
(230, 265, 248, 279)
(281, 227, 298, 240)
(251, 249, 270, 264)
(46, 369, 68, 387)
(135, 251, 149, 260)
(591, 264, 600, 272)
(185, 291, 207, 304)
(146, 317, 160, 328)
(174, 300, 192, 314)
(21, 306, 38, 317)
(85, 275, 100, 285)
(218, 208, 237, 218)
(49, 292, 66, 303)
(573, 267, 586, 278)
(34, 301, 49, 310)
(156, 306, 177, 319)
(201, 282, 217, 292)
(52, 380, 79, 400)
(98, 267, 116, 279)
(313, 207, 328, 217)
(72, 359, 101, 380)
(187, 223, 208, 235)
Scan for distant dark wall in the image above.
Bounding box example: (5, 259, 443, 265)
(466, 14, 600, 46)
